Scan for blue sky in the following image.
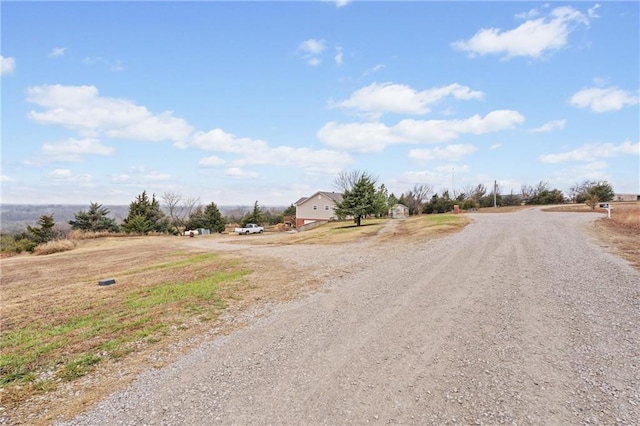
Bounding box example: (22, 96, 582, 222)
(2, 1, 638, 206)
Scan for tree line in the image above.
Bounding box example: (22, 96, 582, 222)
(1, 176, 616, 252)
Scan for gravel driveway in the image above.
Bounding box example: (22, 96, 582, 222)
(60, 209, 640, 425)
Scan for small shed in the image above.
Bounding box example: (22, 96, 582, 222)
(389, 203, 409, 219)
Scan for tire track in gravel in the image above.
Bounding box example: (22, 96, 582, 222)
(59, 209, 640, 425)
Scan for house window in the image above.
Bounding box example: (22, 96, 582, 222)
(313, 205, 317, 210)
(325, 205, 330, 211)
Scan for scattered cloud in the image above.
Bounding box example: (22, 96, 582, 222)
(26, 84, 193, 142)
(332, 82, 484, 116)
(363, 64, 385, 76)
(110, 165, 171, 183)
(570, 86, 639, 112)
(318, 110, 525, 153)
(182, 128, 351, 171)
(1, 175, 15, 183)
(298, 38, 326, 66)
(198, 156, 226, 167)
(41, 138, 115, 162)
(48, 168, 92, 183)
(48, 47, 68, 57)
(490, 143, 502, 150)
(549, 161, 609, 188)
(452, 5, 594, 59)
(334, 0, 351, 8)
(409, 144, 478, 162)
(83, 56, 124, 72)
(335, 46, 344, 66)
(539, 140, 639, 163)
(530, 119, 566, 133)
(515, 8, 540, 20)
(225, 168, 259, 179)
(1, 55, 15, 75)
(588, 4, 601, 19)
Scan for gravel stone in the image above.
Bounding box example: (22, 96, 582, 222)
(57, 209, 640, 425)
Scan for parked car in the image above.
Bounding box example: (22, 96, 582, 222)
(234, 223, 264, 235)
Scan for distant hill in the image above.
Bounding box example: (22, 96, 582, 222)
(0, 204, 284, 234)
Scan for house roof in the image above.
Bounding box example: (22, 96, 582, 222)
(295, 191, 343, 206)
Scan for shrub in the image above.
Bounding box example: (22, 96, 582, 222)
(33, 240, 77, 256)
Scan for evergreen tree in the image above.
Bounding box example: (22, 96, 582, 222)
(122, 191, 168, 234)
(27, 214, 56, 243)
(204, 202, 226, 233)
(69, 202, 119, 232)
(241, 201, 264, 227)
(334, 173, 376, 226)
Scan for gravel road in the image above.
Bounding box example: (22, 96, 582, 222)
(59, 209, 640, 425)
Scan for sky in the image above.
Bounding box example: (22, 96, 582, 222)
(1, 1, 639, 207)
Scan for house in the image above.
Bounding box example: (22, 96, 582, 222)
(615, 193, 640, 202)
(389, 203, 409, 219)
(294, 191, 343, 228)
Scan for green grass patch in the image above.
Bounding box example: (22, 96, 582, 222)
(60, 354, 103, 381)
(1, 253, 249, 392)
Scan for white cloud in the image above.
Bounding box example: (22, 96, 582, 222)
(48, 169, 92, 183)
(318, 110, 524, 152)
(183, 128, 351, 171)
(334, 0, 351, 8)
(41, 138, 114, 162)
(550, 161, 609, 188)
(110, 165, 171, 183)
(26, 85, 193, 142)
(49, 169, 74, 179)
(570, 86, 639, 112)
(298, 39, 326, 66)
(83, 56, 124, 72)
(299, 38, 325, 55)
(452, 5, 592, 59)
(539, 140, 639, 163)
(409, 144, 478, 162)
(1, 56, 15, 75)
(363, 64, 385, 77)
(225, 168, 259, 179)
(530, 119, 566, 133)
(335, 46, 344, 66)
(515, 8, 540, 20)
(48, 47, 68, 57)
(1, 175, 15, 182)
(199, 156, 226, 167)
(333, 82, 484, 116)
(588, 4, 601, 19)
(490, 143, 502, 150)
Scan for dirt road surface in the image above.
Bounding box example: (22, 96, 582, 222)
(60, 209, 640, 425)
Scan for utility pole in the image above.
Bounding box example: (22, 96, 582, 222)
(452, 167, 455, 198)
(493, 180, 497, 208)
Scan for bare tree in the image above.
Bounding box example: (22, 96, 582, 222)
(333, 170, 377, 192)
(182, 196, 201, 220)
(401, 183, 433, 215)
(162, 191, 183, 225)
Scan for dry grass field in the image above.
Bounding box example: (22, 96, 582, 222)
(0, 214, 468, 425)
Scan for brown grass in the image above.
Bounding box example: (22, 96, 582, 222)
(0, 216, 471, 424)
(592, 204, 640, 269)
(32, 239, 78, 255)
